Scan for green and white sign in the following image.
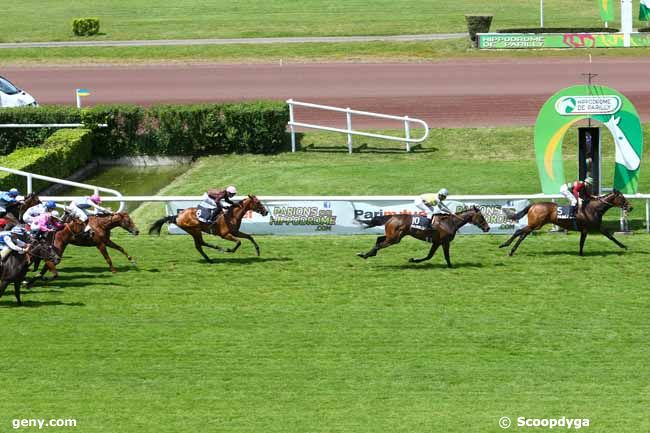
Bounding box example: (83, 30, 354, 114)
(534, 85, 643, 194)
(478, 32, 650, 49)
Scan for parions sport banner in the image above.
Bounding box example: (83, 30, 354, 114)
(165, 198, 530, 235)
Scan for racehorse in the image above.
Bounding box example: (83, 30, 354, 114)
(0, 240, 60, 305)
(35, 212, 140, 277)
(148, 195, 269, 263)
(1, 193, 41, 228)
(356, 206, 490, 267)
(499, 190, 632, 256)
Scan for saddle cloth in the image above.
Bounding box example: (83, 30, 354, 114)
(411, 215, 432, 230)
(556, 205, 576, 220)
(196, 205, 218, 223)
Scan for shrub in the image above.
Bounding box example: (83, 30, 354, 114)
(639, 27, 650, 32)
(72, 18, 100, 36)
(497, 27, 619, 33)
(0, 106, 81, 155)
(0, 129, 92, 192)
(465, 14, 493, 46)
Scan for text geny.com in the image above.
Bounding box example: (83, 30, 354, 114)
(12, 418, 77, 430)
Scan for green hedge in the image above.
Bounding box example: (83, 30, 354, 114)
(0, 106, 81, 155)
(72, 18, 100, 36)
(640, 27, 650, 32)
(0, 129, 92, 192)
(0, 102, 290, 157)
(497, 27, 619, 33)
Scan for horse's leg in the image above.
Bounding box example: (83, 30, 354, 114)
(442, 241, 453, 268)
(357, 232, 404, 259)
(32, 257, 41, 272)
(409, 242, 440, 263)
(221, 233, 242, 254)
(104, 239, 137, 266)
(0, 280, 9, 300)
(28, 261, 58, 287)
(579, 231, 588, 256)
(13, 281, 22, 305)
(232, 231, 260, 256)
(509, 227, 533, 256)
(499, 228, 525, 248)
(96, 243, 117, 273)
(192, 233, 213, 263)
(599, 228, 628, 250)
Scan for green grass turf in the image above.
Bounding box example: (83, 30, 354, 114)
(2, 0, 642, 43)
(3, 39, 650, 66)
(2, 232, 650, 432)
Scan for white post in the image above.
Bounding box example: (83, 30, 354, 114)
(404, 117, 411, 152)
(76, 90, 81, 109)
(288, 100, 296, 153)
(621, 0, 633, 47)
(646, 199, 650, 233)
(540, 0, 544, 27)
(27, 174, 32, 194)
(346, 109, 353, 154)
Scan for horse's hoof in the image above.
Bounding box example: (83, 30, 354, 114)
(498, 243, 507, 248)
(110, 268, 118, 273)
(356, 253, 367, 259)
(408, 258, 416, 263)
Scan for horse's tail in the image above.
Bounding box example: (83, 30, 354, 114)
(149, 215, 176, 235)
(504, 205, 532, 221)
(356, 215, 394, 228)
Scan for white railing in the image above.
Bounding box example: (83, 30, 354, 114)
(0, 123, 107, 128)
(1, 166, 125, 212)
(35, 194, 650, 233)
(286, 99, 429, 153)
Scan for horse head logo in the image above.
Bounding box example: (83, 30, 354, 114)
(604, 115, 640, 171)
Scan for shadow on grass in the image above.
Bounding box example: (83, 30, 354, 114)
(0, 300, 85, 308)
(300, 142, 438, 154)
(377, 261, 485, 270)
(197, 256, 293, 265)
(528, 249, 645, 257)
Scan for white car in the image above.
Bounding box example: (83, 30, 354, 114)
(0, 75, 38, 107)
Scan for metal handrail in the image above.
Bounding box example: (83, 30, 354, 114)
(0, 166, 124, 212)
(287, 99, 429, 153)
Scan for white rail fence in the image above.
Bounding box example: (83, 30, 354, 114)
(34, 194, 650, 234)
(1, 166, 125, 212)
(286, 99, 429, 153)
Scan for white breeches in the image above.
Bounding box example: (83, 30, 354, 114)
(68, 204, 89, 222)
(559, 185, 578, 207)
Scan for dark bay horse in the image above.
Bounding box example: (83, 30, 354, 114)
(148, 195, 269, 263)
(0, 240, 60, 305)
(499, 190, 632, 256)
(35, 212, 140, 277)
(356, 206, 490, 267)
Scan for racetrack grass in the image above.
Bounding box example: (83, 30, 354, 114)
(2, 232, 650, 432)
(2, 0, 642, 43)
(4, 39, 650, 66)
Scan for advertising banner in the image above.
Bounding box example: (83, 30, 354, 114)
(478, 33, 650, 49)
(165, 198, 530, 236)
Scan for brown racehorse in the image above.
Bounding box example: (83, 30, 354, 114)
(35, 212, 140, 278)
(499, 190, 632, 256)
(148, 195, 269, 263)
(356, 206, 490, 267)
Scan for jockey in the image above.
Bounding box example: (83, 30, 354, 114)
(68, 194, 111, 233)
(0, 226, 30, 260)
(415, 188, 453, 219)
(30, 210, 63, 238)
(0, 188, 21, 216)
(560, 176, 594, 213)
(197, 186, 237, 223)
(23, 200, 57, 225)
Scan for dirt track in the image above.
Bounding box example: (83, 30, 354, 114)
(4, 59, 650, 128)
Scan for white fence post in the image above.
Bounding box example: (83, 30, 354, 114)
(646, 199, 650, 233)
(26, 174, 33, 194)
(288, 99, 296, 153)
(346, 109, 353, 154)
(404, 116, 411, 152)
